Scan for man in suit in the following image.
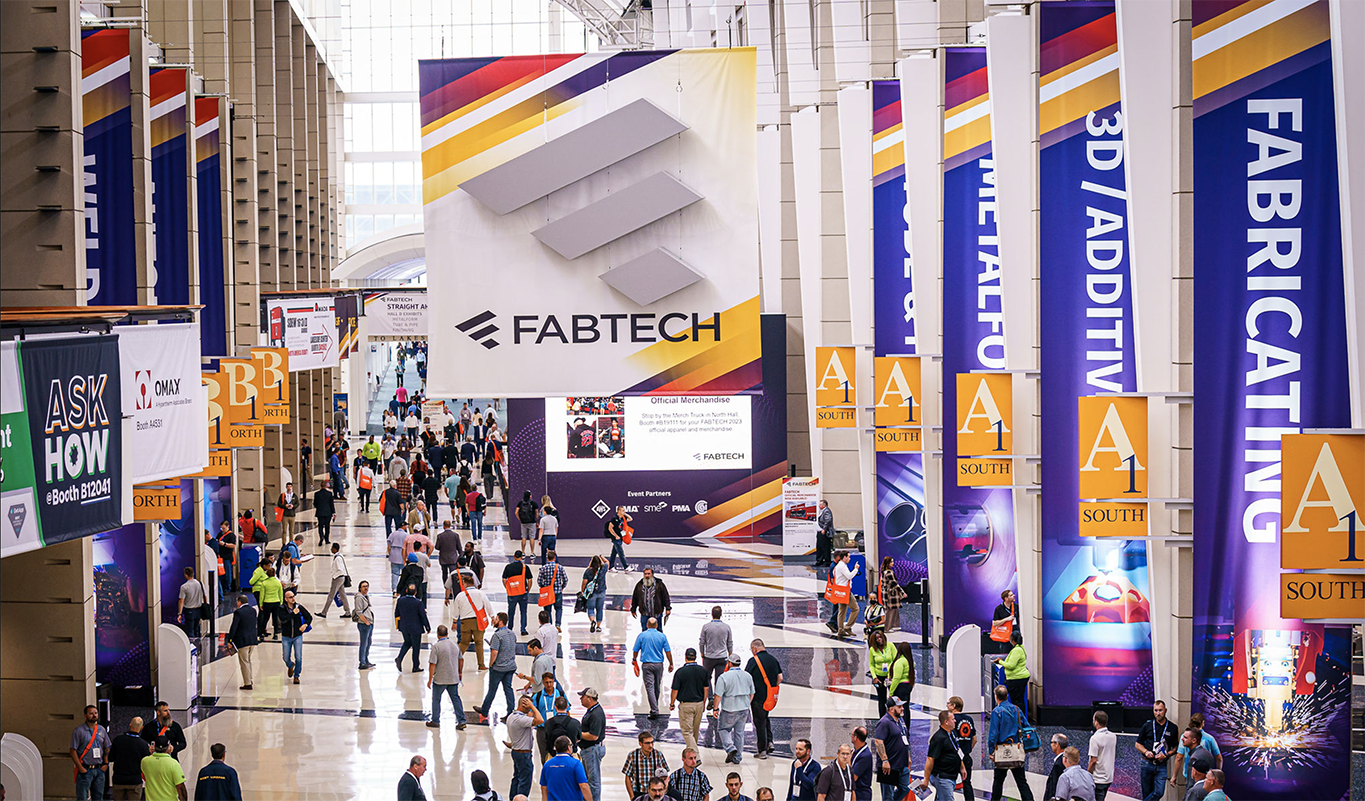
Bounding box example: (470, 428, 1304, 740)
(395, 583, 430, 672)
(1044, 732, 1068, 801)
(226, 595, 259, 690)
(313, 479, 336, 548)
(398, 755, 428, 801)
(815, 501, 834, 566)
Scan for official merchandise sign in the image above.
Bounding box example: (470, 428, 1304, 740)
(1077, 395, 1149, 537)
(133, 484, 180, 521)
(1280, 433, 1363, 570)
(421, 49, 760, 397)
(220, 358, 264, 426)
(0, 337, 124, 557)
(265, 297, 338, 371)
(782, 477, 820, 556)
(119, 323, 208, 484)
(250, 347, 291, 424)
(365, 291, 430, 337)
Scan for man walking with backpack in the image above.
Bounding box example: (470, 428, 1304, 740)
(516, 491, 540, 556)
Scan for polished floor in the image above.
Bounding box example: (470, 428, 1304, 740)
(140, 488, 1146, 800)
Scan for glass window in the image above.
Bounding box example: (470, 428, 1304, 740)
(354, 162, 374, 204)
(395, 162, 417, 204)
(353, 214, 374, 241)
(374, 161, 395, 205)
(375, 214, 395, 234)
(344, 162, 357, 204)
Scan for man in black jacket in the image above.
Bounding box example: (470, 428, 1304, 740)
(631, 568, 672, 629)
(107, 717, 151, 798)
(1043, 732, 1068, 801)
(141, 702, 187, 761)
(398, 755, 428, 801)
(227, 595, 259, 690)
(313, 480, 336, 548)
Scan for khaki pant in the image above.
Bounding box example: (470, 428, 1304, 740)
(835, 601, 858, 635)
(282, 517, 296, 538)
(236, 644, 254, 685)
(458, 618, 486, 669)
(678, 701, 706, 751)
(111, 786, 144, 800)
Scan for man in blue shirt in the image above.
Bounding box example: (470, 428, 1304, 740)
(632, 617, 674, 719)
(542, 736, 592, 801)
(193, 743, 242, 800)
(986, 686, 1033, 801)
(788, 739, 821, 801)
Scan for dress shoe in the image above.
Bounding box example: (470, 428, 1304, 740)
(287, 667, 294, 678)
(292, 677, 300, 684)
(426, 721, 441, 728)
(240, 684, 253, 690)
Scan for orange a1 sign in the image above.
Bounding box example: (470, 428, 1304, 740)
(814, 347, 857, 408)
(1281, 433, 1364, 569)
(873, 357, 921, 428)
(956, 372, 1012, 456)
(1077, 396, 1148, 498)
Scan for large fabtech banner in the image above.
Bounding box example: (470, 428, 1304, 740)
(119, 323, 209, 484)
(0, 338, 124, 556)
(150, 67, 190, 306)
(1190, 2, 1353, 797)
(419, 49, 761, 398)
(266, 297, 339, 370)
(1037, 1, 1152, 708)
(364, 290, 429, 337)
(196, 97, 228, 357)
(872, 80, 928, 586)
(940, 48, 1018, 639)
(82, 29, 137, 306)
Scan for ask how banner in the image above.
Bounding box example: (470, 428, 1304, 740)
(119, 323, 209, 484)
(82, 28, 137, 306)
(196, 96, 228, 357)
(0, 337, 124, 557)
(871, 79, 928, 588)
(1190, 2, 1353, 798)
(1036, 1, 1152, 709)
(150, 67, 190, 305)
(939, 47, 1018, 640)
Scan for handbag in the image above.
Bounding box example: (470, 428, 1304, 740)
(538, 565, 559, 607)
(505, 572, 526, 596)
(456, 572, 489, 630)
(622, 523, 633, 545)
(197, 580, 212, 619)
(754, 654, 781, 712)
(275, 506, 284, 522)
(1021, 722, 1042, 752)
(991, 742, 1025, 769)
(341, 556, 352, 588)
(990, 605, 1014, 643)
(824, 575, 850, 605)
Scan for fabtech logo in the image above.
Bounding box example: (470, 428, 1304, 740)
(460, 310, 723, 349)
(694, 452, 744, 462)
(457, 311, 500, 350)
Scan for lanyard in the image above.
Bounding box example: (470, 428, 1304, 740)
(837, 764, 852, 793)
(853, 745, 870, 772)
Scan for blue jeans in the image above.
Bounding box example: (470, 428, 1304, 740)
(282, 636, 302, 677)
(75, 766, 106, 800)
(358, 622, 374, 666)
(386, 514, 402, 535)
(470, 511, 484, 541)
(541, 535, 556, 558)
(183, 608, 202, 638)
(581, 743, 604, 801)
(547, 596, 563, 626)
(390, 563, 402, 594)
(1140, 761, 1167, 801)
(588, 591, 607, 623)
(511, 750, 534, 797)
(431, 683, 467, 725)
(508, 595, 528, 633)
(480, 668, 515, 715)
(929, 776, 955, 801)
(608, 538, 628, 570)
(718, 708, 747, 760)
(880, 768, 910, 801)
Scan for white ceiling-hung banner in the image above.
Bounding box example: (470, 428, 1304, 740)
(119, 322, 209, 483)
(363, 290, 430, 337)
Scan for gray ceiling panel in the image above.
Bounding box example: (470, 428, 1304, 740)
(598, 248, 704, 306)
(530, 172, 702, 260)
(458, 98, 689, 215)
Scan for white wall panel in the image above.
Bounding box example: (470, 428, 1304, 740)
(792, 106, 825, 476)
(1331, 0, 1365, 421)
(782, 0, 821, 107)
(832, 0, 872, 83)
(758, 124, 784, 314)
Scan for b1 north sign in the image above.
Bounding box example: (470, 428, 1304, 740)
(203, 371, 228, 449)
(220, 358, 263, 426)
(133, 484, 180, 521)
(1077, 395, 1149, 537)
(251, 346, 290, 422)
(1281, 432, 1364, 569)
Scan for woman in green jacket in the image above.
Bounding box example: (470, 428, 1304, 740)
(253, 565, 285, 640)
(867, 629, 898, 716)
(887, 641, 917, 707)
(998, 630, 1030, 719)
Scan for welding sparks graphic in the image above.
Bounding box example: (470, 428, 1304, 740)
(1198, 677, 1350, 776)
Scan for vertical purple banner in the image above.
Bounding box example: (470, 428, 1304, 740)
(1191, 2, 1352, 798)
(1037, 1, 1153, 708)
(940, 48, 1018, 640)
(150, 67, 190, 306)
(195, 97, 227, 357)
(93, 524, 151, 687)
(872, 80, 927, 587)
(158, 480, 197, 625)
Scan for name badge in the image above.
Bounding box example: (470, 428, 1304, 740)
(91, 747, 102, 760)
(901, 735, 909, 745)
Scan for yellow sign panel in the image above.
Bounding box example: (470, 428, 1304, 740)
(814, 347, 857, 408)
(1281, 432, 1364, 569)
(133, 485, 181, 521)
(1079, 501, 1149, 537)
(261, 403, 291, 424)
(958, 457, 1012, 486)
(816, 407, 857, 428)
(220, 358, 264, 426)
(251, 346, 290, 406)
(203, 372, 228, 449)
(1281, 573, 1365, 619)
(873, 357, 921, 427)
(226, 424, 265, 448)
(187, 451, 231, 478)
(875, 429, 922, 452)
(1077, 396, 1148, 499)
(956, 372, 1013, 456)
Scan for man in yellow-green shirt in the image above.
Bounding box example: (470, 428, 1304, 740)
(141, 737, 187, 800)
(253, 566, 285, 641)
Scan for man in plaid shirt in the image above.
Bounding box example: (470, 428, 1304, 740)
(670, 748, 713, 801)
(538, 550, 570, 628)
(622, 731, 670, 798)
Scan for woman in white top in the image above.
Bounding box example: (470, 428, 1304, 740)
(538, 497, 560, 561)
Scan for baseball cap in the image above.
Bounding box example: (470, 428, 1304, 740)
(684, 647, 698, 660)
(653, 768, 670, 778)
(155, 736, 171, 749)
(578, 687, 599, 699)
(886, 695, 904, 708)
(727, 653, 742, 664)
(1189, 749, 1214, 774)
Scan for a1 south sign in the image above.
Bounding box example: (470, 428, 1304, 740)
(1281, 432, 1364, 570)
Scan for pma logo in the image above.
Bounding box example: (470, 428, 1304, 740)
(591, 500, 610, 518)
(135, 370, 153, 410)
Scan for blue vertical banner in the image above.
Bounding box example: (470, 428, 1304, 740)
(195, 96, 228, 357)
(1037, 2, 1153, 709)
(82, 29, 137, 306)
(1191, 2, 1353, 798)
(939, 48, 1018, 639)
(150, 67, 190, 306)
(872, 80, 928, 589)
(93, 524, 151, 688)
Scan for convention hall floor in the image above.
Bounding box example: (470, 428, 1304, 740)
(151, 496, 1144, 801)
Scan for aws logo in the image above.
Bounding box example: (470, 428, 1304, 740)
(1077, 396, 1148, 498)
(1281, 433, 1364, 568)
(956, 372, 1012, 456)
